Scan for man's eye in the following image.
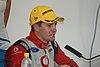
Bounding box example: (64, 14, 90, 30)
(47, 24, 52, 27)
(48, 24, 51, 27)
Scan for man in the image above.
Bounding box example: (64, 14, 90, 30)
(0, 0, 11, 50)
(4, 5, 79, 67)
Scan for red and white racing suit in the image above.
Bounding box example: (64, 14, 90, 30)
(4, 31, 79, 67)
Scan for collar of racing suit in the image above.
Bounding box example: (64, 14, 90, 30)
(26, 30, 49, 49)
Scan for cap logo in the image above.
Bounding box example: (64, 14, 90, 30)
(42, 9, 53, 15)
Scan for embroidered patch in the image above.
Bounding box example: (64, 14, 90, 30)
(41, 55, 49, 67)
(14, 47, 19, 53)
(30, 47, 39, 52)
(11, 47, 22, 56)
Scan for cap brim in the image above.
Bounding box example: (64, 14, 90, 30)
(56, 16, 64, 22)
(43, 16, 64, 24)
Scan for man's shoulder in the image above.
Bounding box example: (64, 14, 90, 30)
(5, 44, 26, 57)
(5, 38, 27, 57)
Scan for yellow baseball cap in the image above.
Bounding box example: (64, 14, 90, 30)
(30, 5, 64, 26)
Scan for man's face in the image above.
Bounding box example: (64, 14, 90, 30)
(35, 22, 57, 43)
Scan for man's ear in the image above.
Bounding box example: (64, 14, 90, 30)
(33, 24, 39, 31)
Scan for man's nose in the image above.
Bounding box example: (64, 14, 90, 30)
(52, 25, 57, 32)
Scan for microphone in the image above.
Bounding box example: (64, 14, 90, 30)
(64, 45, 100, 60)
(64, 45, 82, 58)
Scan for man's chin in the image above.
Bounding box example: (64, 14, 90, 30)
(50, 38, 55, 41)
